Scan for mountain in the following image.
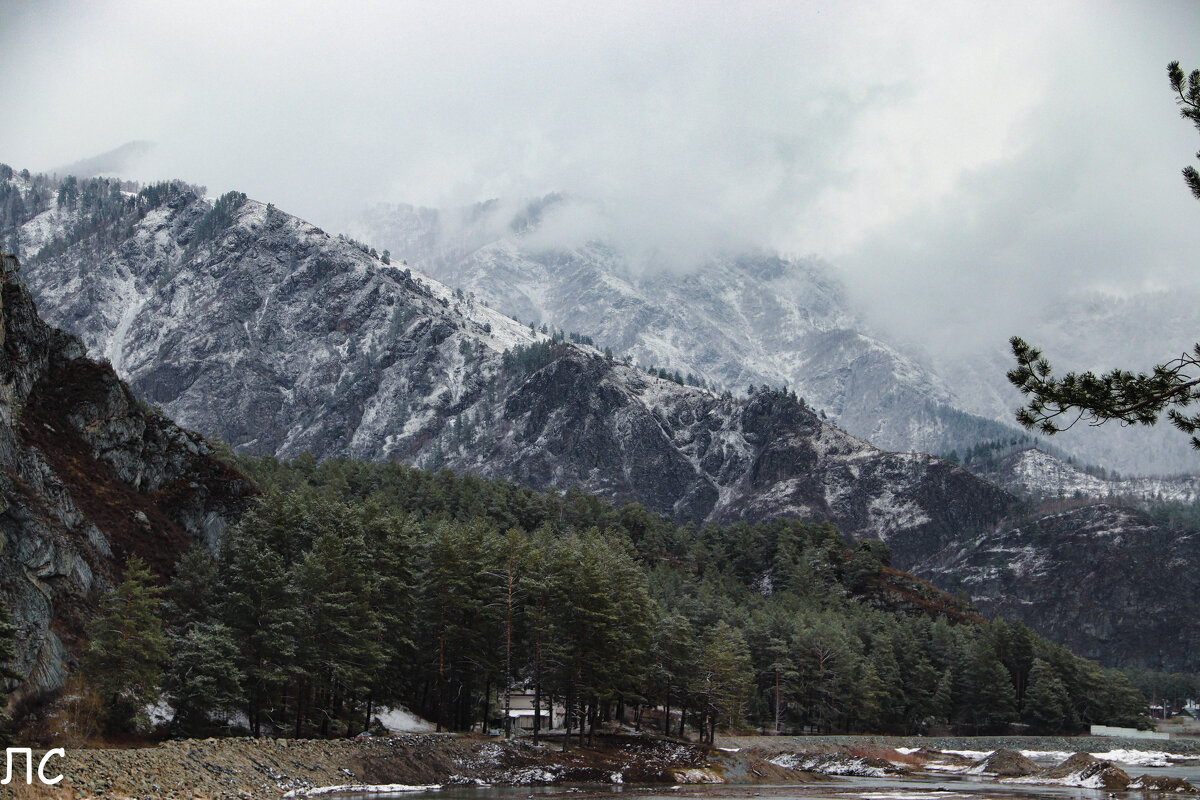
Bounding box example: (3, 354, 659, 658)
(978, 447, 1200, 505)
(344, 197, 1022, 459)
(0, 251, 253, 699)
(1, 176, 1013, 566)
(347, 197, 1200, 478)
(6, 168, 1200, 671)
(914, 501, 1200, 672)
(49, 140, 155, 181)
(937, 287, 1200, 477)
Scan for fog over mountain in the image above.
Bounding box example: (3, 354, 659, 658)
(2, 1, 1199, 470)
(344, 195, 1200, 475)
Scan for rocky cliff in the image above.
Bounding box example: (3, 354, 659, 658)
(0, 252, 254, 697)
(913, 501, 1200, 671)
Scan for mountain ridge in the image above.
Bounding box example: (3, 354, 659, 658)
(343, 197, 1030, 459)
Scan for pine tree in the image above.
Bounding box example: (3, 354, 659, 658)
(294, 529, 382, 736)
(83, 555, 170, 732)
(360, 510, 416, 730)
(165, 621, 245, 732)
(219, 521, 299, 737)
(1021, 658, 1069, 734)
(650, 612, 698, 735)
(957, 636, 1017, 734)
(698, 621, 753, 743)
(162, 543, 218, 637)
(544, 530, 653, 744)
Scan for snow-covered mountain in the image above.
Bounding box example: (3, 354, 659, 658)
(8, 167, 1200, 670)
(346, 196, 1200, 478)
(981, 447, 1200, 505)
(344, 196, 1020, 459)
(2, 172, 1014, 562)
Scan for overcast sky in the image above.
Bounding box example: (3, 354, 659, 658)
(2, 0, 1198, 355)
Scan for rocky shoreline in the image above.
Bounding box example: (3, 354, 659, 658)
(12, 732, 1200, 799)
(16, 734, 719, 800)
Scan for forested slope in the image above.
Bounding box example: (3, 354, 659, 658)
(128, 453, 1142, 741)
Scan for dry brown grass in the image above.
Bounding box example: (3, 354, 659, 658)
(844, 745, 922, 765)
(21, 677, 105, 749)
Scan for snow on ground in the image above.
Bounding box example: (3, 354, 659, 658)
(105, 272, 149, 376)
(769, 753, 892, 778)
(918, 747, 1185, 776)
(404, 265, 540, 352)
(940, 750, 992, 761)
(145, 698, 174, 728)
(18, 206, 76, 257)
(374, 706, 436, 733)
(1090, 749, 1176, 767)
(672, 768, 723, 783)
(1006, 770, 1109, 789)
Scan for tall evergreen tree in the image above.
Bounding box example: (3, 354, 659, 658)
(698, 621, 753, 743)
(1022, 658, 1069, 734)
(164, 621, 245, 733)
(82, 555, 169, 732)
(219, 521, 299, 736)
(294, 529, 382, 736)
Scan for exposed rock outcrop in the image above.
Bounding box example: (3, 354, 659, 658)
(914, 501, 1200, 671)
(968, 749, 1039, 777)
(0, 253, 254, 698)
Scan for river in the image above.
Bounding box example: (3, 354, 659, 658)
(317, 741, 1200, 800)
(322, 772, 1199, 800)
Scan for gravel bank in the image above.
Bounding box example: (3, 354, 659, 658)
(14, 734, 716, 800)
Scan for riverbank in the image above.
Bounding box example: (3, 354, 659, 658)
(15, 734, 723, 800)
(14, 732, 1200, 799)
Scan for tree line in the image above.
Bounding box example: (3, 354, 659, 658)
(54, 454, 1150, 741)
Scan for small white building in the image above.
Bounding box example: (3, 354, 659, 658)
(501, 690, 565, 731)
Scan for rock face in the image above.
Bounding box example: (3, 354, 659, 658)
(968, 749, 1039, 777)
(914, 501, 1200, 671)
(0, 252, 254, 697)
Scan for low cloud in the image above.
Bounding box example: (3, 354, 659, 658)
(1, 0, 1198, 357)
